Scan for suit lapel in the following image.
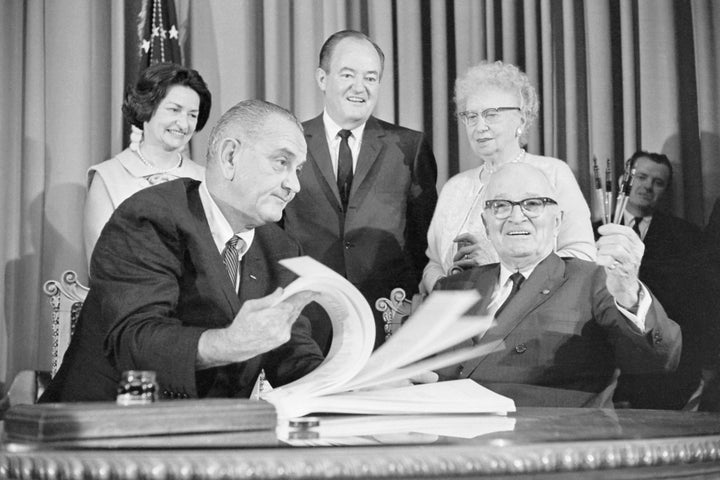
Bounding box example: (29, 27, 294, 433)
(238, 237, 270, 303)
(468, 265, 501, 315)
(305, 116, 343, 207)
(464, 254, 569, 375)
(187, 186, 241, 314)
(304, 115, 385, 210)
(642, 212, 664, 250)
(351, 116, 384, 196)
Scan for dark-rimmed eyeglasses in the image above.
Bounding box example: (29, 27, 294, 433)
(458, 107, 521, 126)
(484, 197, 558, 219)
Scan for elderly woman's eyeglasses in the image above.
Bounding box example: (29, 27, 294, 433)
(458, 107, 521, 126)
(484, 197, 557, 219)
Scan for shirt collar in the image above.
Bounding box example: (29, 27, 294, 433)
(622, 210, 652, 225)
(322, 110, 366, 144)
(498, 257, 544, 286)
(199, 180, 255, 255)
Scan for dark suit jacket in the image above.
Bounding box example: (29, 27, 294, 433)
(40, 179, 323, 402)
(283, 115, 437, 348)
(606, 212, 720, 409)
(434, 254, 681, 408)
(706, 197, 720, 244)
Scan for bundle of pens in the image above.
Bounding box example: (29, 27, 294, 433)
(593, 156, 636, 225)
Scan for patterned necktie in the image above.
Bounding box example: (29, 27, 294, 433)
(223, 235, 245, 290)
(495, 272, 525, 318)
(632, 217, 643, 238)
(337, 129, 353, 211)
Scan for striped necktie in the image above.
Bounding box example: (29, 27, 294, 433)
(223, 235, 245, 290)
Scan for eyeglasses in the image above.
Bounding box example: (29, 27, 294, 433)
(484, 197, 558, 219)
(458, 107, 521, 126)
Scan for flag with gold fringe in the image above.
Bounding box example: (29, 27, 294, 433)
(136, 0, 182, 67)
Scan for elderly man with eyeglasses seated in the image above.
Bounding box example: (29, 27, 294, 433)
(434, 163, 681, 408)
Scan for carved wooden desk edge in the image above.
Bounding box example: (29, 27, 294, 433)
(2, 433, 720, 479)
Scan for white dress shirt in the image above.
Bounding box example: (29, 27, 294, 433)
(486, 263, 537, 317)
(622, 210, 651, 241)
(199, 179, 255, 291)
(322, 110, 366, 177)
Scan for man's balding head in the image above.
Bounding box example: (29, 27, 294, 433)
(482, 163, 562, 270)
(203, 100, 307, 232)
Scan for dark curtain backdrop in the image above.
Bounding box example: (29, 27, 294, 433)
(1, 0, 718, 384)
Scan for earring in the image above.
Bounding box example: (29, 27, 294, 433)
(130, 125, 143, 152)
(515, 127, 523, 138)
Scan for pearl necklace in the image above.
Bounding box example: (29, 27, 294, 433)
(512, 148, 526, 163)
(481, 149, 526, 178)
(134, 144, 183, 173)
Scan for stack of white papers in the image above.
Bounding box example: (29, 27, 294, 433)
(262, 257, 515, 419)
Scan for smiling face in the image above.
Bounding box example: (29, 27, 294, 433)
(224, 114, 307, 229)
(463, 87, 524, 161)
(626, 156, 671, 217)
(482, 164, 562, 270)
(143, 85, 200, 152)
(316, 37, 381, 129)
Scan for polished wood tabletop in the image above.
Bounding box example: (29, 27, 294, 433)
(2, 407, 720, 479)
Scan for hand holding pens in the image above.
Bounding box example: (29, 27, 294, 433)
(604, 159, 613, 224)
(592, 157, 606, 224)
(614, 166, 635, 224)
(593, 156, 636, 225)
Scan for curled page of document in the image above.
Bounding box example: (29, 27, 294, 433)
(262, 257, 375, 401)
(347, 340, 504, 392)
(341, 291, 490, 391)
(261, 256, 514, 418)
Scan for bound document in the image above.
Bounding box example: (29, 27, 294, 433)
(263, 257, 515, 418)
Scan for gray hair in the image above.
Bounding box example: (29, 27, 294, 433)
(455, 60, 539, 146)
(206, 99, 303, 162)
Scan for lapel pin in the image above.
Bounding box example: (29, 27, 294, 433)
(249, 274, 257, 280)
(541, 289, 550, 295)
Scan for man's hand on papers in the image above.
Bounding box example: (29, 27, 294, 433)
(411, 371, 440, 384)
(196, 288, 319, 369)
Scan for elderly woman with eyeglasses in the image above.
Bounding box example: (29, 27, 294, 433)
(420, 60, 595, 293)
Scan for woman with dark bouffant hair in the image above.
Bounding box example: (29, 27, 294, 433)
(84, 62, 211, 263)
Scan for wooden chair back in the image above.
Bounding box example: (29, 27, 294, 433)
(43, 270, 89, 377)
(374, 288, 418, 340)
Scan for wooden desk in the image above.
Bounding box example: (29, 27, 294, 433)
(2, 408, 720, 479)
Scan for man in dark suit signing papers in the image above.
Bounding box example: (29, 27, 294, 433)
(282, 30, 438, 350)
(41, 100, 324, 402)
(436, 163, 681, 408)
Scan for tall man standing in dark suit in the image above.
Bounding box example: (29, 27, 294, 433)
(610, 151, 720, 410)
(41, 100, 324, 402)
(436, 163, 681, 408)
(283, 30, 438, 350)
